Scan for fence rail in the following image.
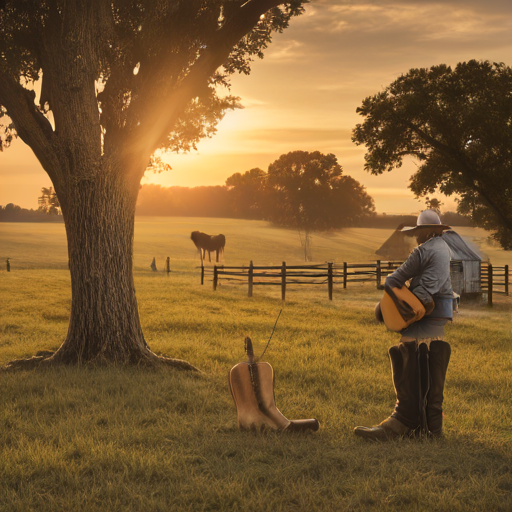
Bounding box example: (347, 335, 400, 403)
(200, 260, 510, 305)
(481, 263, 509, 306)
(201, 260, 403, 301)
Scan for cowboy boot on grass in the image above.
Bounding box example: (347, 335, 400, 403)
(354, 341, 420, 441)
(426, 340, 451, 437)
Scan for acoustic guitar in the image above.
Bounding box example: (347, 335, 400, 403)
(378, 285, 428, 332)
(228, 337, 319, 432)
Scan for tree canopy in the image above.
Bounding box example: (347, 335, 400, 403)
(265, 151, 375, 231)
(352, 60, 512, 249)
(0, 0, 308, 367)
(225, 167, 268, 219)
(224, 151, 374, 260)
(0, 0, 306, 170)
(224, 152, 375, 229)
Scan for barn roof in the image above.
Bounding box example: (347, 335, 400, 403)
(441, 230, 481, 261)
(375, 224, 416, 260)
(376, 226, 482, 262)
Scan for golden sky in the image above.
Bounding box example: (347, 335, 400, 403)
(1, 0, 511, 213)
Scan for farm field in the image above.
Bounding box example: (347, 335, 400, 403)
(1, 218, 511, 511)
(1, 216, 508, 271)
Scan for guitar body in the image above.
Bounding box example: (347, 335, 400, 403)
(228, 338, 319, 432)
(379, 286, 427, 332)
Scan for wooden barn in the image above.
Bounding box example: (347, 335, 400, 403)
(376, 227, 482, 297)
(442, 230, 482, 297)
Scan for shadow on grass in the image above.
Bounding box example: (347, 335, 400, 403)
(1, 366, 511, 511)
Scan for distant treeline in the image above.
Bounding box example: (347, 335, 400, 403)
(136, 183, 473, 227)
(136, 185, 233, 218)
(2, 186, 473, 229)
(358, 211, 474, 229)
(0, 203, 64, 222)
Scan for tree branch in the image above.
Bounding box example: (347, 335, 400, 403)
(126, 0, 287, 169)
(404, 119, 512, 230)
(0, 68, 60, 181)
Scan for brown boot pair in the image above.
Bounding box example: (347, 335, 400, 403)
(354, 340, 451, 441)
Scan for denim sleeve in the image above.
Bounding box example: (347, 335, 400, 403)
(385, 248, 422, 290)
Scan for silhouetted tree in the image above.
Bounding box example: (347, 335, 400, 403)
(266, 151, 375, 260)
(352, 60, 512, 249)
(38, 186, 61, 215)
(225, 167, 267, 219)
(0, 202, 64, 222)
(424, 197, 443, 214)
(0, 0, 307, 366)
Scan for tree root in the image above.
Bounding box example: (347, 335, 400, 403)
(1, 352, 54, 372)
(155, 355, 202, 372)
(1, 350, 202, 373)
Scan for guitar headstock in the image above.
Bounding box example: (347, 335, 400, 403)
(244, 336, 255, 363)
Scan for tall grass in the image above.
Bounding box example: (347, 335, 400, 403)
(1, 218, 511, 511)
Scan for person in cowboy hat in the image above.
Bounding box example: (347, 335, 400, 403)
(354, 209, 453, 441)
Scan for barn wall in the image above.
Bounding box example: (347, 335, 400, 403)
(450, 261, 464, 295)
(463, 261, 482, 293)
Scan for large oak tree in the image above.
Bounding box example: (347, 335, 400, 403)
(0, 0, 306, 367)
(352, 60, 512, 249)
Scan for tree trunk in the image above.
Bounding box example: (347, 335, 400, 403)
(49, 171, 154, 365)
(4, 166, 199, 371)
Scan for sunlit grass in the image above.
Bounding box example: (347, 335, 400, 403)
(0, 218, 511, 511)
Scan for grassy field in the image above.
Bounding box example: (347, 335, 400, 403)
(1, 218, 511, 511)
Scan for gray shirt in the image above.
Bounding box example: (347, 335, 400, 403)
(386, 236, 453, 319)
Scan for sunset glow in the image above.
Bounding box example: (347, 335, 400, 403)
(1, 0, 510, 214)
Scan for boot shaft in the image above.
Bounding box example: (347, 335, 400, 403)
(389, 341, 421, 430)
(426, 340, 451, 435)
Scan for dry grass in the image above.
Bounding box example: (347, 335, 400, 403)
(0, 218, 511, 511)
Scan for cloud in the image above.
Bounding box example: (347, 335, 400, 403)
(173, 127, 354, 157)
(265, 39, 304, 62)
(238, 97, 267, 107)
(280, 1, 512, 57)
(233, 127, 352, 144)
(367, 187, 417, 197)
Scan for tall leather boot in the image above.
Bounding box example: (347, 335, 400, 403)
(426, 340, 451, 437)
(354, 341, 420, 441)
(418, 342, 430, 436)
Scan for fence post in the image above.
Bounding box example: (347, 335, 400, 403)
(505, 265, 509, 296)
(201, 264, 204, 285)
(281, 261, 286, 301)
(376, 260, 381, 288)
(343, 262, 347, 289)
(213, 265, 218, 291)
(165, 257, 170, 275)
(327, 262, 333, 300)
(487, 264, 493, 307)
(248, 261, 253, 297)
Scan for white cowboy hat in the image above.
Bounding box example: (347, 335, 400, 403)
(401, 209, 451, 234)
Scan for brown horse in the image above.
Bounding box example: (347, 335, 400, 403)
(191, 231, 226, 263)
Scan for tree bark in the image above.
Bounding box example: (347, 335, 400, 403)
(38, 169, 195, 369)
(49, 171, 145, 363)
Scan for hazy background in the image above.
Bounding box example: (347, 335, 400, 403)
(1, 0, 511, 214)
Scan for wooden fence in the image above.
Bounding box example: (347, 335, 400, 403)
(200, 260, 510, 305)
(481, 263, 510, 306)
(201, 260, 403, 300)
